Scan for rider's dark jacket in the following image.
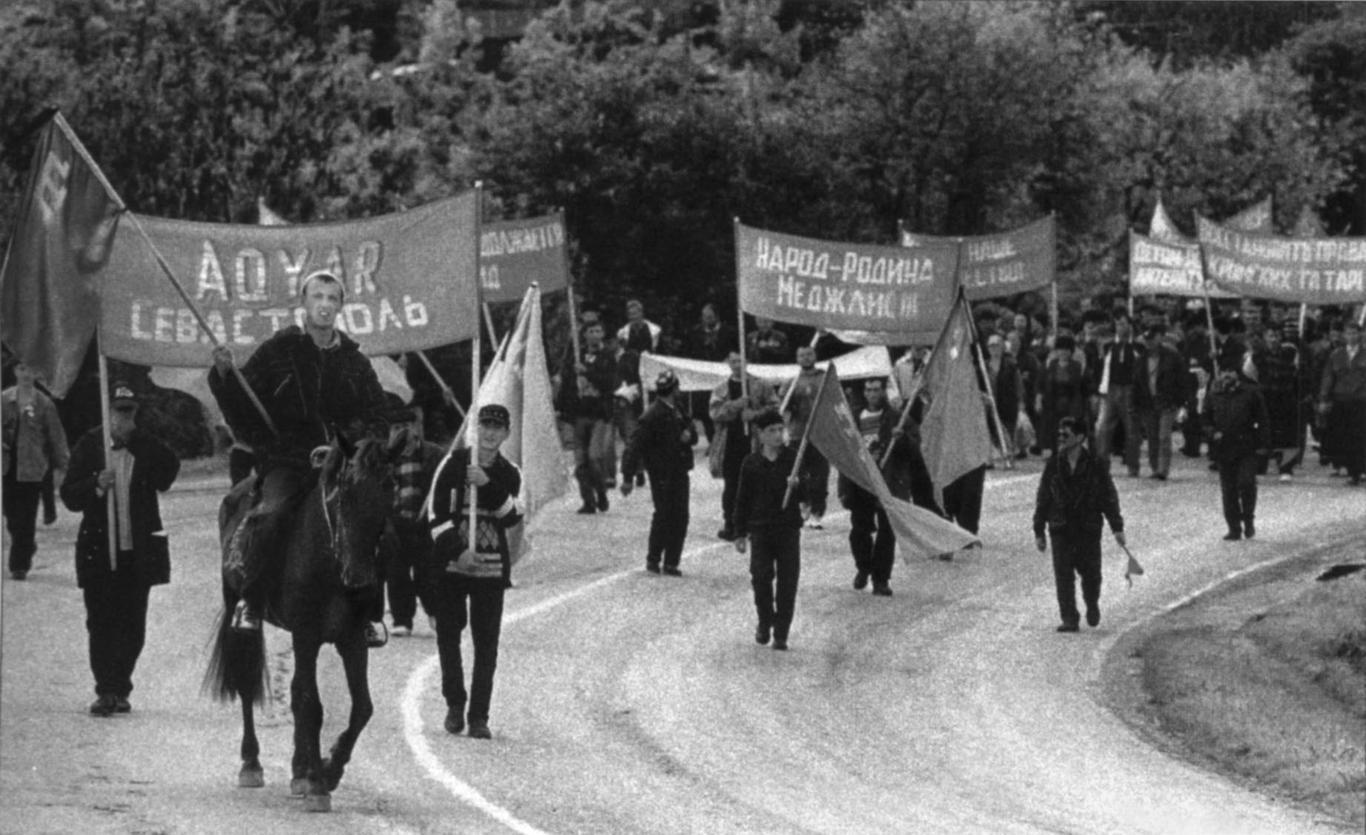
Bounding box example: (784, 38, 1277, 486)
(209, 326, 389, 469)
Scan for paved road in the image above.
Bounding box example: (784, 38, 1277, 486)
(1, 451, 1360, 834)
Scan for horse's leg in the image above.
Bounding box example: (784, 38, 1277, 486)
(321, 631, 374, 792)
(289, 633, 330, 811)
(238, 696, 264, 788)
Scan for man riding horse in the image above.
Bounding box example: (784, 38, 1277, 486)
(209, 269, 391, 644)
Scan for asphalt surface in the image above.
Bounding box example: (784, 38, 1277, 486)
(1, 449, 1361, 834)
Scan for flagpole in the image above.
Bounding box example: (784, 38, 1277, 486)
(782, 364, 832, 509)
(415, 350, 466, 421)
(95, 346, 118, 571)
(733, 217, 751, 406)
(482, 302, 499, 347)
(468, 182, 485, 554)
(50, 114, 278, 438)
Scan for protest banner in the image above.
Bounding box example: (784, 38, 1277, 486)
(1128, 231, 1236, 299)
(638, 345, 892, 393)
(900, 216, 1055, 301)
(1197, 216, 1366, 306)
(479, 211, 569, 303)
(96, 193, 481, 366)
(735, 221, 959, 345)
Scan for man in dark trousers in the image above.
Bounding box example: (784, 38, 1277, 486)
(709, 351, 777, 541)
(622, 370, 698, 576)
(1204, 366, 1271, 540)
(61, 382, 180, 715)
(428, 403, 524, 739)
(564, 320, 618, 514)
(1134, 323, 1189, 480)
(1033, 416, 1125, 633)
(734, 408, 805, 650)
(209, 269, 390, 642)
(377, 404, 443, 636)
(1094, 311, 1145, 475)
(779, 345, 829, 530)
(1317, 318, 1366, 485)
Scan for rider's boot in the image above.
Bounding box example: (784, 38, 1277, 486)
(364, 621, 388, 648)
(231, 596, 263, 632)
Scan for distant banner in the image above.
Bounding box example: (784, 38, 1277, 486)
(900, 216, 1055, 301)
(1128, 231, 1235, 299)
(480, 212, 568, 303)
(638, 346, 892, 393)
(735, 222, 959, 345)
(98, 193, 481, 366)
(1197, 216, 1366, 305)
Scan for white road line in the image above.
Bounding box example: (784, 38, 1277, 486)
(401, 474, 1029, 832)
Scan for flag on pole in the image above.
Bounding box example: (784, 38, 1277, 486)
(805, 365, 978, 559)
(0, 113, 122, 396)
(437, 284, 570, 564)
(256, 197, 288, 226)
(1149, 196, 1185, 243)
(918, 293, 993, 494)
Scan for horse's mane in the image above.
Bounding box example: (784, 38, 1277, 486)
(322, 436, 397, 589)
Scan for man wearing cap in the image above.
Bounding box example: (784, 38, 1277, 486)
(427, 403, 524, 739)
(622, 370, 698, 575)
(61, 382, 179, 715)
(1133, 323, 1188, 480)
(209, 270, 390, 640)
(1203, 365, 1271, 540)
(2, 361, 70, 580)
(733, 407, 806, 650)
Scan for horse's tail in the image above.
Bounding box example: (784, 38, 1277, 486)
(202, 598, 268, 706)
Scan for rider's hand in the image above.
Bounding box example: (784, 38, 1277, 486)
(1114, 531, 1126, 548)
(212, 345, 234, 374)
(1035, 535, 1047, 553)
(96, 469, 115, 492)
(735, 536, 747, 554)
(620, 481, 634, 497)
(466, 464, 490, 487)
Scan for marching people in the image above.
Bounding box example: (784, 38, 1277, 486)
(1317, 318, 1366, 485)
(746, 316, 791, 364)
(621, 370, 698, 576)
(1202, 365, 1271, 541)
(208, 269, 391, 644)
(1133, 323, 1188, 481)
(1033, 416, 1125, 633)
(1255, 324, 1305, 481)
(1094, 311, 1144, 476)
(778, 345, 830, 530)
(377, 404, 444, 636)
(2, 361, 69, 580)
(428, 403, 525, 739)
(617, 298, 662, 354)
(733, 408, 806, 650)
(984, 332, 1025, 459)
(606, 331, 645, 488)
(684, 302, 736, 443)
(709, 350, 778, 541)
(61, 382, 179, 715)
(563, 319, 618, 514)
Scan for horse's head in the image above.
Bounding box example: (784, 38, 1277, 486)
(319, 433, 404, 588)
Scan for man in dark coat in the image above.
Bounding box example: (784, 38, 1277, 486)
(377, 405, 444, 636)
(1317, 318, 1366, 485)
(209, 270, 389, 636)
(61, 382, 180, 715)
(1133, 324, 1189, 480)
(561, 320, 618, 514)
(622, 370, 699, 575)
(1203, 366, 1271, 540)
(1033, 416, 1125, 633)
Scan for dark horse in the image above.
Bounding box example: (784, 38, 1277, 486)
(204, 435, 398, 812)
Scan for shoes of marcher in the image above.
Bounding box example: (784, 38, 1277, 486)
(444, 706, 465, 735)
(365, 621, 388, 648)
(596, 489, 610, 512)
(717, 527, 736, 542)
(1222, 530, 1242, 541)
(1151, 473, 1167, 481)
(114, 696, 131, 714)
(89, 695, 116, 717)
(755, 624, 771, 645)
(645, 562, 661, 574)
(43, 508, 57, 525)
(853, 570, 869, 590)
(1056, 623, 1080, 633)
(468, 721, 492, 740)
(772, 637, 789, 651)
(576, 503, 597, 515)
(391, 622, 413, 637)
(804, 517, 824, 530)
(662, 566, 682, 577)
(1244, 521, 1255, 539)
(1086, 606, 1100, 628)
(871, 582, 893, 597)
(9, 570, 26, 581)
(231, 600, 262, 632)
(635, 472, 646, 487)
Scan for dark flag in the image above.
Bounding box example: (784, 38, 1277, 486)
(919, 293, 993, 494)
(0, 113, 122, 396)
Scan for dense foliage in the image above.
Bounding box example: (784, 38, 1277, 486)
(1, 0, 1362, 451)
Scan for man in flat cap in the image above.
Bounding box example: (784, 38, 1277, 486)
(622, 370, 698, 575)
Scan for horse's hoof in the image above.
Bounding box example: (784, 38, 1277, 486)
(304, 793, 331, 813)
(289, 778, 309, 797)
(237, 767, 264, 788)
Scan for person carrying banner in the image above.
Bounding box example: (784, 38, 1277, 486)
(2, 361, 70, 580)
(734, 408, 806, 650)
(621, 370, 698, 575)
(209, 269, 390, 642)
(710, 351, 778, 541)
(1317, 318, 1366, 486)
(60, 381, 179, 714)
(1033, 416, 1125, 633)
(563, 320, 618, 514)
(1203, 364, 1271, 540)
(779, 345, 830, 530)
(428, 403, 524, 739)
